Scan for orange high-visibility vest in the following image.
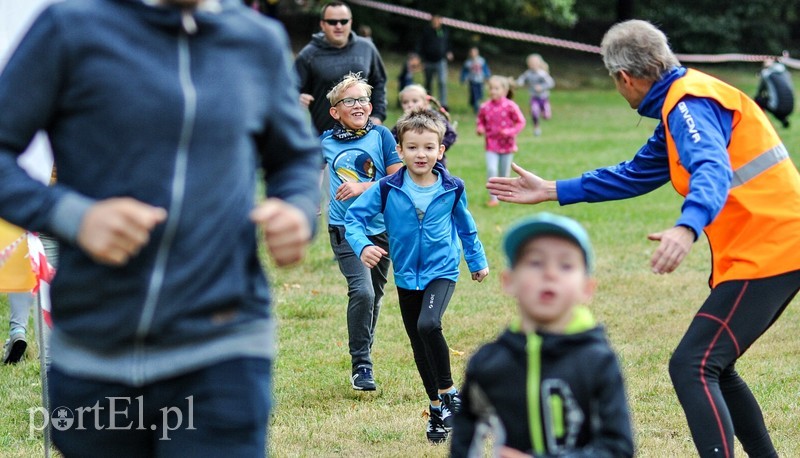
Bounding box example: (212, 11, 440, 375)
(663, 69, 800, 287)
(0, 218, 36, 292)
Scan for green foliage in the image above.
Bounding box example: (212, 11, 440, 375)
(283, 0, 800, 57)
(285, 0, 579, 56)
(638, 0, 799, 54)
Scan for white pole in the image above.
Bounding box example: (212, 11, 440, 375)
(34, 291, 50, 458)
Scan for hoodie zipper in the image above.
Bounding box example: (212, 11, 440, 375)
(527, 333, 545, 454)
(132, 17, 197, 384)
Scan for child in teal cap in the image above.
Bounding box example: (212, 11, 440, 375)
(450, 212, 634, 457)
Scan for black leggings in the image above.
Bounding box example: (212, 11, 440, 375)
(669, 269, 800, 458)
(397, 279, 456, 401)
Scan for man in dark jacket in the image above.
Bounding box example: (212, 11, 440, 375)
(0, 0, 321, 455)
(417, 14, 454, 108)
(294, 1, 388, 134)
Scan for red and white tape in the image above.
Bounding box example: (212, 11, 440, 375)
(0, 233, 25, 269)
(348, 0, 798, 67)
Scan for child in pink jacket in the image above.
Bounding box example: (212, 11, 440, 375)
(477, 76, 526, 206)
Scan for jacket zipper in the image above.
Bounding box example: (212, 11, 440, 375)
(132, 20, 197, 384)
(415, 212, 422, 290)
(406, 184, 450, 290)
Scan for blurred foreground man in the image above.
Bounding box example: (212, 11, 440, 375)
(0, 0, 321, 456)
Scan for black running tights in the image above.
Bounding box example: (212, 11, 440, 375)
(397, 279, 456, 401)
(668, 269, 800, 457)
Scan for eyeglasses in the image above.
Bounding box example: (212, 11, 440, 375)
(334, 96, 370, 107)
(323, 18, 350, 26)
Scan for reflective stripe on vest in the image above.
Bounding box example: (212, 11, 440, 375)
(662, 69, 800, 286)
(731, 143, 789, 188)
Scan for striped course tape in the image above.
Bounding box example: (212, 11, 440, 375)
(349, 0, 800, 68)
(0, 233, 25, 269)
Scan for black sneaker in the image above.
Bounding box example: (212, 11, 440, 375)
(3, 330, 27, 365)
(351, 365, 376, 391)
(439, 390, 462, 430)
(426, 407, 448, 444)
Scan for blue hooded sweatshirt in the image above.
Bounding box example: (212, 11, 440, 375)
(0, 0, 321, 384)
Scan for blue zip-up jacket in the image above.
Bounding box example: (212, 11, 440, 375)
(345, 163, 488, 290)
(0, 0, 321, 384)
(556, 67, 734, 238)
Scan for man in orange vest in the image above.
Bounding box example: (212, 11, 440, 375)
(486, 19, 800, 458)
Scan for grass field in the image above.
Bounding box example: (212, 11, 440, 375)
(1, 54, 799, 457)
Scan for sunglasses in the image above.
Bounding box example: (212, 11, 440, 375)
(334, 97, 370, 107)
(323, 18, 350, 26)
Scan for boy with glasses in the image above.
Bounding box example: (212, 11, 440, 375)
(322, 73, 402, 391)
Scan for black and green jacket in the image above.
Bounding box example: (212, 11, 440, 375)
(450, 307, 634, 457)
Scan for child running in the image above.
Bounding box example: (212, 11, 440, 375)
(477, 75, 526, 207)
(460, 46, 491, 114)
(393, 84, 457, 168)
(450, 213, 634, 457)
(516, 53, 555, 136)
(346, 109, 490, 444)
(322, 72, 403, 391)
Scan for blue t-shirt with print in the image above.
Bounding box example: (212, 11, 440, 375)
(321, 124, 401, 234)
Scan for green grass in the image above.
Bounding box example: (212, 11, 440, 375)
(2, 57, 799, 457)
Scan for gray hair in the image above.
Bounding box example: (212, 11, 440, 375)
(601, 20, 680, 81)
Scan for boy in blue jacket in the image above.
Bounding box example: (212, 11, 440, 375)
(450, 213, 633, 457)
(345, 108, 489, 443)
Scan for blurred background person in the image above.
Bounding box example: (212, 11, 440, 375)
(754, 56, 794, 128)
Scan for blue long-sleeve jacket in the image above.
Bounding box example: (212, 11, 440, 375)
(556, 67, 734, 238)
(0, 0, 321, 384)
(345, 164, 488, 290)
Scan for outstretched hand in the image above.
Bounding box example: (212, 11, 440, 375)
(647, 226, 695, 274)
(485, 162, 556, 204)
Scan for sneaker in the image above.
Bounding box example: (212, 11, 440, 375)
(439, 390, 462, 430)
(3, 330, 27, 364)
(426, 407, 448, 443)
(487, 199, 499, 207)
(534, 127, 542, 136)
(351, 365, 376, 391)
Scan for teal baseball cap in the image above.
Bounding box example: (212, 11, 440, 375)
(502, 212, 594, 273)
